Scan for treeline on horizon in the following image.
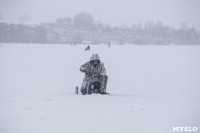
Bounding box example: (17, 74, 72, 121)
(0, 12, 200, 45)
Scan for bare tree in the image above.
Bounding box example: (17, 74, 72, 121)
(73, 12, 94, 29)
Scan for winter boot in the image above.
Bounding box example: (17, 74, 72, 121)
(81, 87, 87, 95)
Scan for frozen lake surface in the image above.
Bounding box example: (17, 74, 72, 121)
(0, 43, 199, 133)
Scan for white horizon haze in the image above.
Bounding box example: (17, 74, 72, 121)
(0, 0, 200, 29)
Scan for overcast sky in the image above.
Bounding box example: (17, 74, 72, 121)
(0, 0, 200, 29)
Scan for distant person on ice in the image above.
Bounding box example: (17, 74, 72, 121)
(80, 54, 108, 95)
(85, 45, 90, 51)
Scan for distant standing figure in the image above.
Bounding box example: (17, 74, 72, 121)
(108, 42, 110, 48)
(85, 45, 90, 51)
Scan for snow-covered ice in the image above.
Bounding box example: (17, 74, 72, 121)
(0, 43, 199, 133)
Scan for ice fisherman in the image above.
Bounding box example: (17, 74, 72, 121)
(80, 54, 108, 95)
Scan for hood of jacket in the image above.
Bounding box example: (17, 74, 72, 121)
(90, 54, 100, 61)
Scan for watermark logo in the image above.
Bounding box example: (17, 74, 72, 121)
(172, 127, 198, 132)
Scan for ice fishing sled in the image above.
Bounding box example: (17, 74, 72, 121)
(76, 82, 109, 95)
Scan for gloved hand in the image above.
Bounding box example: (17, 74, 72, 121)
(97, 75, 103, 80)
(86, 71, 91, 77)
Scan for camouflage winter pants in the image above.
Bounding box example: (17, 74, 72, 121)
(81, 75, 108, 93)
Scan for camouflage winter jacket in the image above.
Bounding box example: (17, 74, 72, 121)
(80, 54, 106, 77)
